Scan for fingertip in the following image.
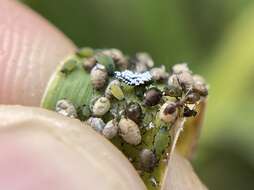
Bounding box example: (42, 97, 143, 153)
(0, 0, 76, 106)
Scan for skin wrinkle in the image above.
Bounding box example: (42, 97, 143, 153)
(9, 27, 26, 103)
(22, 31, 43, 101)
(0, 26, 16, 102)
(0, 25, 11, 71)
(1, 4, 24, 102)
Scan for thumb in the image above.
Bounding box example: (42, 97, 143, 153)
(0, 105, 146, 190)
(0, 0, 76, 105)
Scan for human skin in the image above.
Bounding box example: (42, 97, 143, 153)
(0, 0, 206, 189)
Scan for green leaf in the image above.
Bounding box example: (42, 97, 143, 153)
(41, 56, 93, 110)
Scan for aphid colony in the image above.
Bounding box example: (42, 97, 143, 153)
(55, 48, 208, 189)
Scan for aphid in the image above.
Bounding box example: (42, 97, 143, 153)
(86, 117, 106, 133)
(114, 70, 152, 86)
(134, 52, 154, 73)
(172, 63, 191, 74)
(83, 57, 96, 72)
(192, 74, 208, 97)
(110, 84, 124, 100)
(163, 102, 177, 115)
(153, 127, 170, 156)
(101, 49, 128, 70)
(90, 64, 108, 89)
(164, 85, 182, 97)
(143, 88, 162, 106)
(177, 71, 194, 89)
(185, 92, 200, 104)
(168, 72, 194, 90)
(76, 47, 94, 58)
(61, 59, 78, 74)
(183, 106, 197, 117)
(109, 103, 125, 120)
(76, 104, 91, 121)
(89, 96, 100, 111)
(150, 65, 169, 82)
(125, 102, 142, 124)
(139, 149, 157, 172)
(159, 102, 178, 123)
(95, 55, 115, 75)
(92, 97, 111, 116)
(119, 118, 141, 145)
(105, 80, 121, 98)
(55, 99, 77, 118)
(102, 119, 119, 139)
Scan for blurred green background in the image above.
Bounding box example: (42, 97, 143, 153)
(22, 0, 254, 189)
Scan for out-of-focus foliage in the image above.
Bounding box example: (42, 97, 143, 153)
(22, 0, 254, 189)
(201, 2, 254, 161)
(21, 0, 251, 71)
(195, 4, 254, 189)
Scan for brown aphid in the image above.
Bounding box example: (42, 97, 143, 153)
(132, 52, 154, 73)
(90, 64, 108, 90)
(177, 71, 194, 89)
(125, 102, 142, 124)
(192, 74, 208, 96)
(159, 102, 178, 123)
(92, 97, 111, 116)
(185, 92, 200, 104)
(172, 63, 191, 74)
(86, 117, 106, 133)
(150, 65, 169, 82)
(102, 119, 119, 139)
(193, 84, 208, 97)
(119, 118, 141, 145)
(55, 99, 77, 118)
(101, 49, 128, 70)
(168, 72, 194, 90)
(136, 53, 154, 68)
(144, 88, 162, 106)
(163, 102, 177, 115)
(83, 56, 96, 72)
(139, 149, 157, 172)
